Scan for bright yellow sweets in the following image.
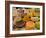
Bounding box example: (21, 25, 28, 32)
(30, 9, 36, 17)
(25, 21, 35, 30)
(26, 9, 36, 17)
(22, 15, 31, 22)
(26, 9, 32, 17)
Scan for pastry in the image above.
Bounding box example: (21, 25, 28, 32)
(25, 21, 35, 30)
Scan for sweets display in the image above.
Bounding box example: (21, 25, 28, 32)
(12, 7, 40, 30)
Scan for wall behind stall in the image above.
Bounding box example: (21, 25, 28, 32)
(0, 0, 46, 38)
